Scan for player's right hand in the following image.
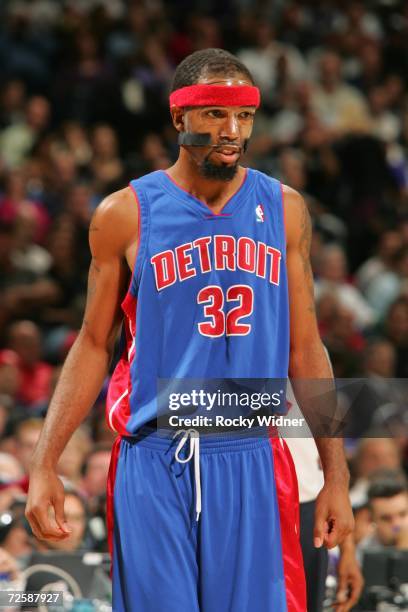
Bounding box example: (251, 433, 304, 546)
(25, 468, 72, 541)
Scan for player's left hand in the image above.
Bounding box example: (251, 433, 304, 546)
(313, 483, 354, 549)
(333, 544, 364, 611)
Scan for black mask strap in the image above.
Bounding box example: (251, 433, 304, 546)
(178, 132, 212, 146)
(178, 133, 250, 152)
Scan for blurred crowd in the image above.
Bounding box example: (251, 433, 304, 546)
(0, 0, 408, 601)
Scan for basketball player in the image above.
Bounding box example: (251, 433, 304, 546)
(25, 49, 354, 611)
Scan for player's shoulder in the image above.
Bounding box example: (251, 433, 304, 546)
(90, 186, 138, 253)
(281, 183, 306, 213)
(280, 184, 310, 247)
(93, 186, 137, 227)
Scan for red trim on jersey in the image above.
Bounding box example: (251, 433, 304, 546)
(106, 292, 137, 435)
(106, 184, 141, 436)
(107, 435, 121, 576)
(128, 182, 142, 288)
(269, 433, 307, 612)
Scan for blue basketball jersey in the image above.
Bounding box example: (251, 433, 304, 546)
(106, 168, 289, 435)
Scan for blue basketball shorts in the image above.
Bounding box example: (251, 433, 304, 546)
(107, 428, 306, 611)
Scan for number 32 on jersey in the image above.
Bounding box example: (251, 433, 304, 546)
(197, 284, 254, 337)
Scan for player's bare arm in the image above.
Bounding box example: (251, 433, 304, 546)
(284, 184, 354, 549)
(25, 187, 138, 541)
(335, 534, 364, 611)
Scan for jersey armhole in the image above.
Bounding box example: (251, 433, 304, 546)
(127, 180, 150, 296)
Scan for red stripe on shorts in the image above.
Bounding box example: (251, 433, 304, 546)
(270, 434, 307, 612)
(107, 436, 122, 575)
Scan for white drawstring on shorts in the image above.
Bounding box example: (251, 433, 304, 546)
(173, 428, 201, 521)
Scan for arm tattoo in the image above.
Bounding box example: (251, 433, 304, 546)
(91, 258, 101, 273)
(299, 202, 316, 314)
(85, 258, 101, 307)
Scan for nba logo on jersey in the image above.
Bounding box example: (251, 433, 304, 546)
(256, 203, 265, 223)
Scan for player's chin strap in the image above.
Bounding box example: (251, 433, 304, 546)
(170, 83, 260, 150)
(173, 428, 201, 521)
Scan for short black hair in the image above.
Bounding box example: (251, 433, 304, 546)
(368, 478, 407, 503)
(171, 48, 254, 92)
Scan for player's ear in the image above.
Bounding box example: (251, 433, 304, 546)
(171, 106, 185, 132)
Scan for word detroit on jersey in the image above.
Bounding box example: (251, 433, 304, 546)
(151, 233, 282, 290)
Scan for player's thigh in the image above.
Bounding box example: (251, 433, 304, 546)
(111, 439, 200, 612)
(198, 441, 289, 612)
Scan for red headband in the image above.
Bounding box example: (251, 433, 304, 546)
(169, 84, 261, 109)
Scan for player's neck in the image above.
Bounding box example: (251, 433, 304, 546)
(166, 155, 245, 212)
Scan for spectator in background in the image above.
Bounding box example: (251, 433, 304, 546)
(12, 202, 51, 276)
(367, 85, 401, 145)
(0, 96, 50, 169)
(53, 29, 118, 126)
(0, 351, 20, 402)
(349, 437, 402, 508)
(320, 300, 365, 370)
(106, 3, 146, 64)
(315, 243, 375, 330)
(57, 426, 92, 487)
(139, 133, 172, 173)
(45, 149, 79, 209)
(356, 230, 402, 296)
(0, 501, 32, 563)
(335, 1, 383, 44)
(44, 216, 87, 330)
(353, 502, 374, 547)
(359, 477, 408, 553)
(13, 418, 44, 475)
(237, 21, 307, 105)
(366, 246, 408, 320)
(189, 15, 223, 53)
(91, 125, 124, 196)
(0, 453, 26, 515)
(90, 405, 116, 446)
(354, 40, 385, 95)
(80, 444, 112, 513)
(7, 321, 53, 410)
(0, 168, 49, 241)
(345, 339, 407, 438)
(0, 452, 24, 485)
(384, 297, 408, 378)
(310, 51, 371, 136)
(64, 184, 94, 256)
(60, 121, 92, 170)
(363, 339, 396, 382)
(0, 545, 25, 590)
(0, 220, 59, 329)
(0, 79, 26, 129)
(0, 396, 12, 440)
